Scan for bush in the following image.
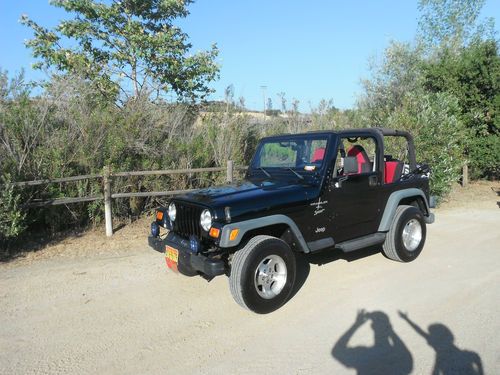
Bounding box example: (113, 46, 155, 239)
(387, 91, 466, 199)
(0, 174, 26, 254)
(468, 134, 500, 179)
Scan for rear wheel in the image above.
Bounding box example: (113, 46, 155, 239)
(383, 205, 426, 262)
(229, 235, 297, 314)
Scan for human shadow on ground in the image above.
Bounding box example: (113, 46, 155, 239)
(330, 309, 484, 375)
(399, 311, 483, 375)
(332, 310, 413, 375)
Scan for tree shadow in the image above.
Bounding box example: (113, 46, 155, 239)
(399, 311, 483, 375)
(1, 218, 135, 263)
(332, 310, 413, 375)
(0, 228, 86, 263)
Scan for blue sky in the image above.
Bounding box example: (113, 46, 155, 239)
(1, 0, 499, 111)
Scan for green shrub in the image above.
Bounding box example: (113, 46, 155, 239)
(0, 174, 26, 253)
(387, 91, 466, 199)
(468, 134, 500, 179)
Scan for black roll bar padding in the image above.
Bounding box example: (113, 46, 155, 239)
(372, 128, 417, 171)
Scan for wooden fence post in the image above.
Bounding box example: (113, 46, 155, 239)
(103, 166, 113, 237)
(462, 162, 468, 188)
(226, 160, 234, 183)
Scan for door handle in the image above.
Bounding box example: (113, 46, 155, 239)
(368, 175, 378, 187)
(335, 175, 348, 188)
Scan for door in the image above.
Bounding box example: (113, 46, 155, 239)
(323, 135, 382, 243)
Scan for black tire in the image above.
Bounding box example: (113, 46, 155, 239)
(383, 205, 427, 262)
(229, 235, 297, 314)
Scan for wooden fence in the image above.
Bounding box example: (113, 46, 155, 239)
(8, 161, 246, 237)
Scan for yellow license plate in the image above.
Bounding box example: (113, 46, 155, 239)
(165, 245, 179, 263)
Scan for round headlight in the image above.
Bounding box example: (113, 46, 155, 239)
(168, 202, 176, 221)
(200, 209, 212, 231)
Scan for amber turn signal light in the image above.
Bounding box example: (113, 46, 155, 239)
(156, 211, 164, 221)
(209, 227, 220, 238)
(229, 229, 239, 241)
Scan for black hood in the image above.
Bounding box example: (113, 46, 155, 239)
(174, 178, 320, 222)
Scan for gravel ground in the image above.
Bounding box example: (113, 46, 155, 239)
(1, 182, 499, 374)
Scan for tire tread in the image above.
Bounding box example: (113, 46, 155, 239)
(383, 205, 411, 262)
(229, 235, 275, 311)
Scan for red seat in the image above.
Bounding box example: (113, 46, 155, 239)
(385, 161, 404, 183)
(347, 145, 371, 173)
(311, 147, 325, 162)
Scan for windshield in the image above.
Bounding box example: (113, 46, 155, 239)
(251, 135, 329, 172)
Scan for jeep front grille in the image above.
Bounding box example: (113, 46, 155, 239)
(173, 202, 203, 238)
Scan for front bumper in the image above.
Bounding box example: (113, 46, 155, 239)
(148, 232, 225, 278)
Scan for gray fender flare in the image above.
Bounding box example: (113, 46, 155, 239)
(219, 214, 310, 253)
(378, 188, 434, 232)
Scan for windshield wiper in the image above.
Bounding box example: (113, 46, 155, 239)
(285, 167, 304, 180)
(259, 167, 272, 178)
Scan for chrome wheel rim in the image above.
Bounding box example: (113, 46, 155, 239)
(254, 255, 287, 299)
(402, 219, 422, 251)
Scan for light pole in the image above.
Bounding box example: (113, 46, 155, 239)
(260, 85, 267, 120)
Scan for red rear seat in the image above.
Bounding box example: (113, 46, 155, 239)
(385, 161, 403, 183)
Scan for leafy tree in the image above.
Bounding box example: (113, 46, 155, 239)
(21, 0, 219, 102)
(418, 0, 500, 178)
(387, 91, 466, 198)
(418, 0, 495, 52)
(422, 40, 500, 136)
(359, 41, 469, 197)
(359, 41, 425, 125)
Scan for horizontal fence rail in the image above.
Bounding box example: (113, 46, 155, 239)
(9, 174, 103, 187)
(8, 161, 247, 237)
(111, 189, 198, 199)
(111, 167, 226, 177)
(27, 196, 104, 207)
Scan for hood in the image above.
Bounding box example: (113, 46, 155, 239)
(174, 178, 319, 221)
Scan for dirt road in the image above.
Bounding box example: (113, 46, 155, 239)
(1, 184, 499, 374)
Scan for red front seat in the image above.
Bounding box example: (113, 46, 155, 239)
(311, 147, 325, 162)
(347, 145, 371, 173)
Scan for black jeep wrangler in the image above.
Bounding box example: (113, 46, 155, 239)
(148, 128, 435, 313)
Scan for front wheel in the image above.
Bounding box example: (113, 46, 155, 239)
(229, 235, 297, 314)
(383, 205, 427, 262)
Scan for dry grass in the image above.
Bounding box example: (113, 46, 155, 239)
(439, 180, 500, 211)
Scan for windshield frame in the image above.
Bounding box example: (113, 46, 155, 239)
(248, 133, 336, 180)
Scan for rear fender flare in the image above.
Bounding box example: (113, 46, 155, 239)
(378, 188, 433, 232)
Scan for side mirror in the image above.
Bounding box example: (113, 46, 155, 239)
(344, 156, 358, 174)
